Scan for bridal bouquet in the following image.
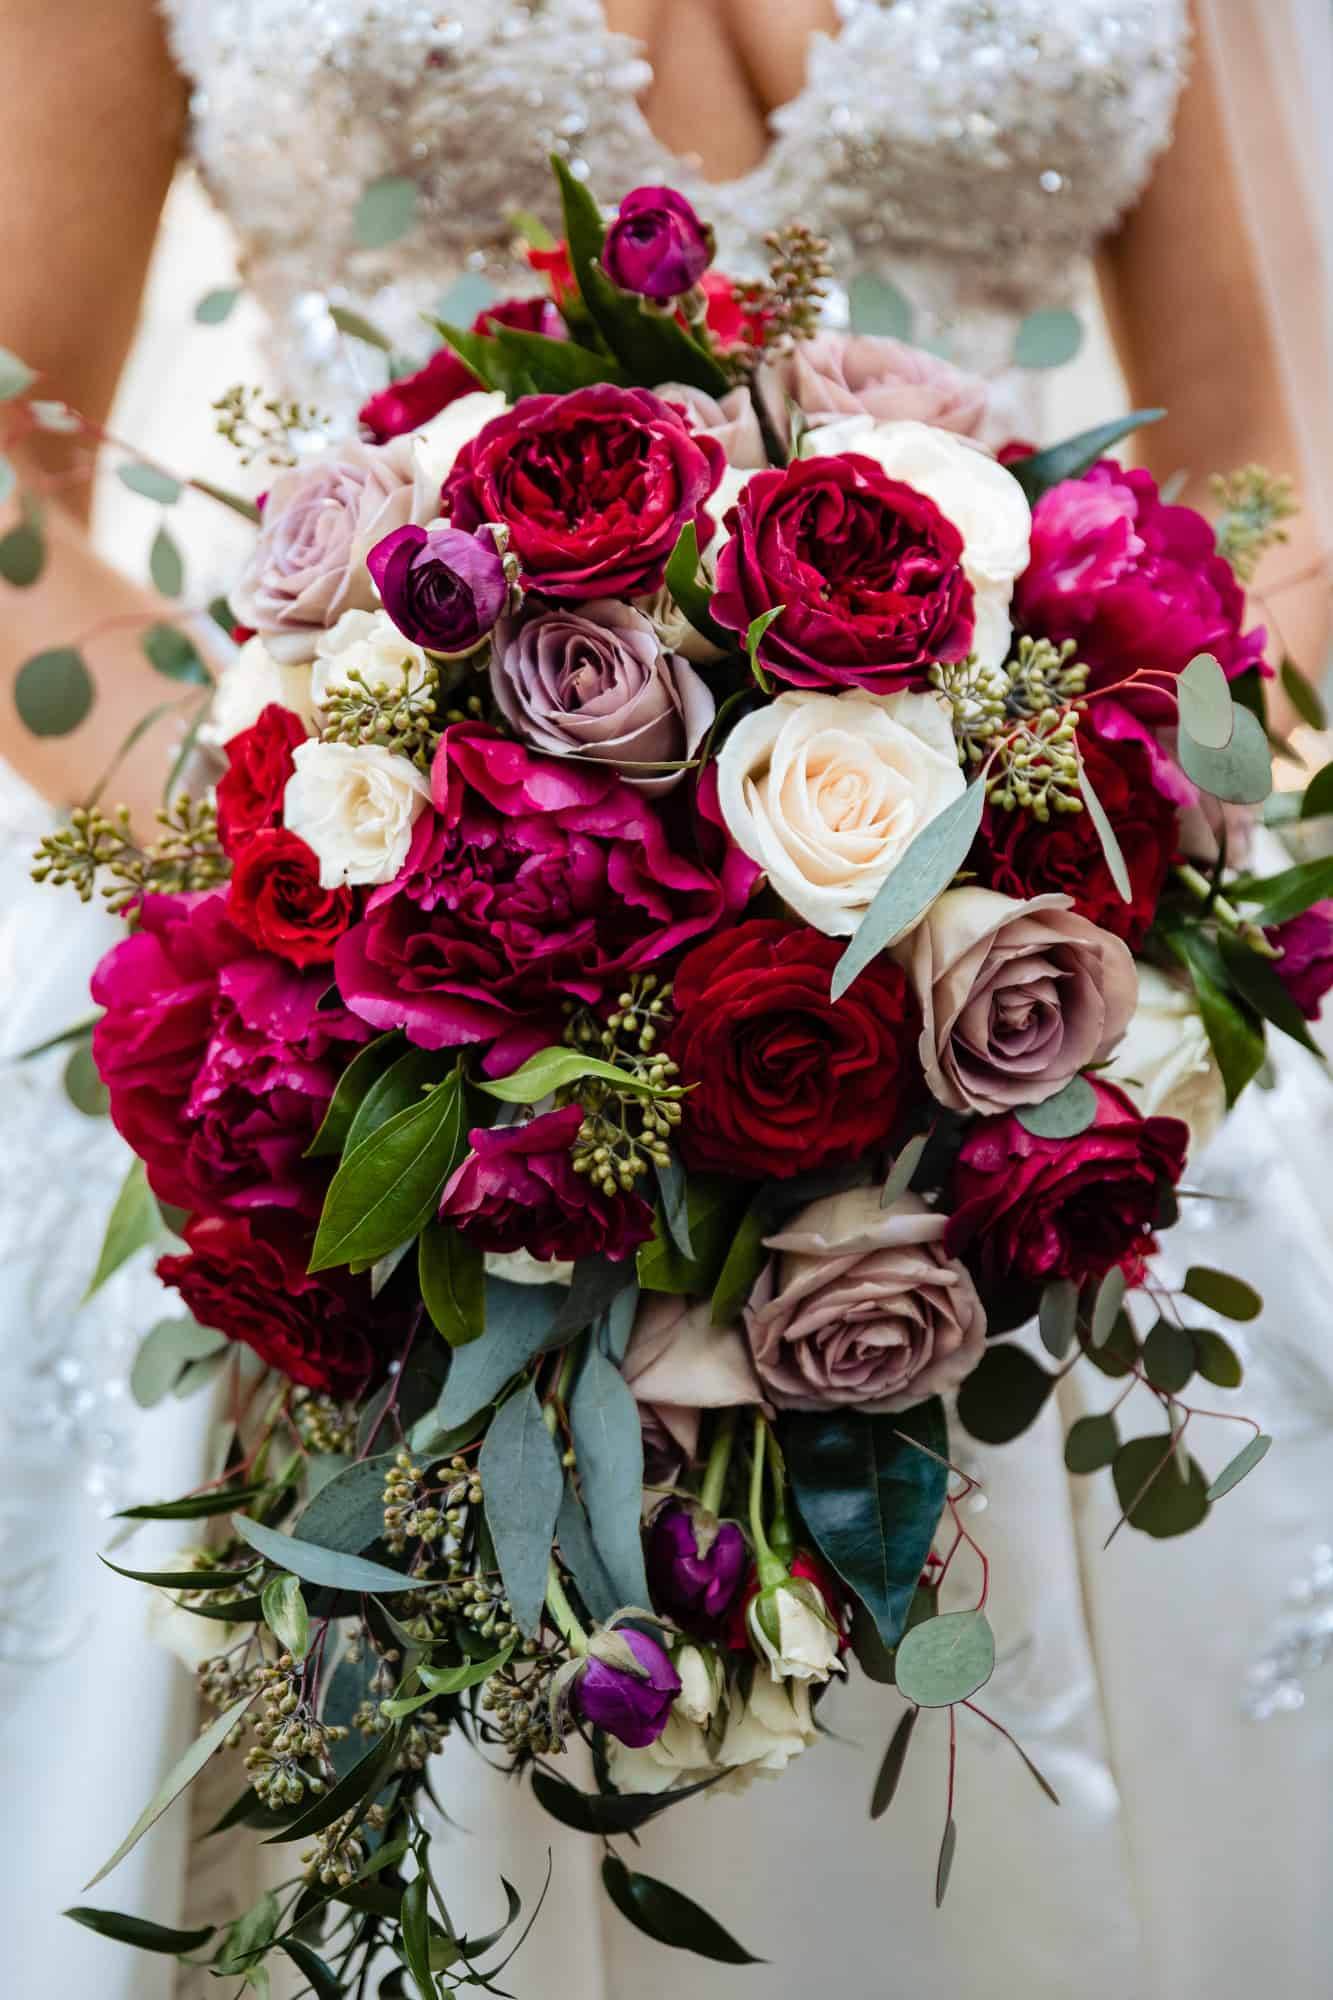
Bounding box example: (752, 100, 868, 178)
(20, 160, 1333, 1989)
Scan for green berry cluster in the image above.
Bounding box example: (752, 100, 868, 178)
(563, 975, 685, 1195)
(32, 795, 227, 912)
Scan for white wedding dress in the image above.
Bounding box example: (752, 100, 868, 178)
(10, 2, 1333, 1995)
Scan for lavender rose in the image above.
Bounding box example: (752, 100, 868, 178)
(490, 599, 715, 796)
(232, 438, 419, 662)
(899, 887, 1138, 1117)
(623, 1295, 767, 1466)
(744, 1187, 987, 1413)
(761, 332, 988, 443)
(367, 522, 507, 655)
(603, 186, 714, 303)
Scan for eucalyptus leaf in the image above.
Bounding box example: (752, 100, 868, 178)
(1014, 1072, 1097, 1140)
(117, 463, 182, 505)
(84, 1690, 255, 1887)
(532, 1767, 720, 1834)
(1206, 1432, 1272, 1502)
(1005, 410, 1165, 504)
(881, 1130, 930, 1208)
(0, 520, 45, 586)
(1073, 749, 1134, 904)
(654, 1155, 693, 1261)
(116, 1481, 273, 1522)
(1182, 1265, 1262, 1321)
(194, 287, 241, 325)
(600, 1856, 762, 1965)
(894, 1609, 995, 1708)
(291, 1455, 397, 1556)
(436, 1277, 566, 1426)
(1063, 1412, 1120, 1474)
(480, 1383, 564, 1635)
(265, 1726, 401, 1845)
(1012, 307, 1083, 369)
(84, 1159, 159, 1300)
(261, 1573, 310, 1660)
(0, 345, 36, 398)
(1038, 1277, 1078, 1360)
(305, 1032, 404, 1157)
(831, 780, 986, 1001)
(936, 1817, 958, 1909)
(149, 524, 185, 599)
(130, 1317, 227, 1408)
(1178, 703, 1272, 805)
(15, 645, 93, 735)
(637, 1176, 745, 1295)
(556, 1479, 621, 1624)
(419, 1218, 485, 1346)
(310, 1072, 466, 1271)
(847, 272, 913, 340)
(65, 1906, 217, 1955)
(1300, 762, 1333, 822)
(1111, 1434, 1210, 1539)
(869, 1704, 918, 1819)
(0, 455, 13, 506)
(142, 621, 210, 684)
(279, 1938, 345, 2000)
(62, 1040, 108, 1116)
(401, 1873, 438, 1999)
(329, 304, 394, 351)
(955, 1343, 1053, 1443)
(352, 175, 419, 250)
(1192, 1326, 1244, 1389)
(1091, 1265, 1127, 1348)
(99, 1555, 257, 1591)
(1176, 652, 1234, 749)
(1142, 1318, 1196, 1395)
(418, 1640, 516, 1696)
(569, 1346, 652, 1612)
(232, 1514, 421, 1595)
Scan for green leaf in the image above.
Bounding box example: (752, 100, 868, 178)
(1038, 1277, 1078, 1360)
(1012, 308, 1083, 370)
(279, 1937, 345, 2000)
(142, 620, 210, 684)
(84, 1689, 254, 1888)
(130, 1317, 227, 1408)
(419, 1218, 485, 1346)
(115, 1482, 273, 1522)
(117, 462, 182, 505)
(847, 273, 913, 340)
(1063, 1412, 1120, 1474)
(436, 1276, 567, 1426)
(232, 1514, 421, 1595)
(569, 1345, 652, 1612)
(310, 1072, 466, 1271)
(352, 174, 419, 250)
(708, 1193, 769, 1326)
(293, 1453, 394, 1554)
(935, 1817, 958, 1910)
(1193, 1325, 1244, 1389)
(1072, 749, 1134, 904)
(1281, 656, 1327, 730)
(15, 644, 93, 735)
(637, 1175, 745, 1295)
(601, 1856, 762, 1965)
(532, 1766, 719, 1834)
(1177, 652, 1234, 750)
(1112, 1435, 1210, 1538)
(1182, 1264, 1262, 1321)
(664, 520, 728, 648)
(84, 1159, 159, 1299)
(190, 476, 261, 524)
(1142, 1318, 1196, 1395)
(63, 1040, 109, 1117)
(1234, 857, 1333, 926)
(880, 1130, 930, 1208)
(745, 605, 784, 690)
(1206, 1432, 1272, 1502)
(1217, 929, 1322, 1057)
(869, 1704, 919, 1818)
(894, 1609, 995, 1708)
(0, 519, 45, 585)
(194, 286, 241, 325)
(306, 1032, 404, 1157)
(401, 1874, 438, 1999)
(780, 1398, 948, 1649)
(149, 524, 185, 598)
(476, 1044, 671, 1105)
(556, 1479, 620, 1624)
(1005, 410, 1166, 504)
(65, 1906, 216, 1955)
(99, 1554, 257, 1591)
(1090, 1265, 1127, 1348)
(831, 780, 986, 1001)
(1014, 1072, 1098, 1139)
(329, 304, 394, 352)
(956, 1343, 1053, 1444)
(479, 1382, 564, 1635)
(0, 345, 36, 399)
(261, 1573, 310, 1660)
(653, 1154, 693, 1261)
(417, 1640, 515, 1697)
(492, 322, 624, 393)
(347, 1045, 459, 1159)
(265, 1726, 400, 1845)
(1178, 703, 1272, 805)
(1169, 929, 1266, 1107)
(1083, 1307, 1140, 1380)
(1299, 762, 1333, 822)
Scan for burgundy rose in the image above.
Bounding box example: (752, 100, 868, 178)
(359, 295, 565, 442)
(945, 1079, 1187, 1288)
(216, 703, 308, 859)
(226, 828, 356, 969)
(438, 1104, 653, 1263)
(602, 186, 714, 303)
(367, 522, 508, 654)
(1013, 460, 1266, 724)
(157, 1213, 385, 1396)
(1266, 900, 1333, 1020)
(647, 1500, 747, 1631)
(442, 384, 724, 601)
(711, 453, 974, 694)
(335, 725, 750, 1074)
(575, 1628, 680, 1747)
(970, 726, 1177, 949)
(670, 919, 920, 1180)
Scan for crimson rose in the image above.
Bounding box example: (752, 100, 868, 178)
(442, 384, 724, 600)
(710, 452, 974, 694)
(945, 1079, 1187, 1288)
(216, 702, 307, 858)
(158, 1213, 386, 1396)
(670, 919, 920, 1178)
(438, 1104, 653, 1262)
(227, 828, 356, 968)
(358, 296, 564, 442)
(970, 726, 1177, 949)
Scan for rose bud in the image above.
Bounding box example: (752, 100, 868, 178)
(647, 1500, 748, 1630)
(367, 521, 508, 656)
(602, 186, 715, 304)
(672, 1642, 724, 1727)
(746, 1570, 842, 1685)
(574, 1627, 681, 1747)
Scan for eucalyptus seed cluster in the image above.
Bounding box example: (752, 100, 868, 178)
(381, 1446, 456, 1555)
(480, 1659, 567, 1757)
(986, 708, 1085, 820)
(931, 639, 1089, 821)
(32, 796, 227, 911)
(321, 657, 442, 772)
(563, 976, 685, 1195)
(1004, 636, 1089, 716)
(198, 1649, 264, 1722)
(732, 223, 832, 358)
(928, 654, 1011, 765)
(213, 383, 332, 466)
(303, 1802, 389, 1889)
(288, 1387, 358, 1456)
(245, 1655, 349, 1809)
(1211, 464, 1297, 583)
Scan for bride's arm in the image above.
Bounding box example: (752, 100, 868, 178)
(0, 0, 196, 827)
(1098, 2, 1332, 730)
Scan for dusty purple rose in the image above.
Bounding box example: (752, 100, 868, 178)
(491, 598, 715, 795)
(368, 522, 507, 654)
(744, 1187, 988, 1413)
(438, 1104, 653, 1263)
(576, 1628, 681, 1747)
(232, 438, 420, 661)
(647, 1500, 747, 1630)
(1267, 900, 1333, 1020)
(761, 332, 988, 443)
(622, 1294, 768, 1467)
(602, 186, 714, 303)
(653, 381, 767, 470)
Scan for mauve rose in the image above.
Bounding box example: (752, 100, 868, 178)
(1267, 900, 1333, 1020)
(744, 1186, 987, 1414)
(763, 332, 988, 442)
(438, 1104, 653, 1263)
(216, 702, 308, 859)
(490, 598, 714, 796)
(654, 381, 767, 470)
(576, 1628, 681, 1747)
(602, 186, 714, 303)
(232, 437, 420, 661)
(647, 1501, 747, 1630)
(899, 887, 1138, 1117)
(623, 1294, 768, 1465)
(359, 296, 565, 442)
(945, 1079, 1188, 1287)
(367, 521, 508, 655)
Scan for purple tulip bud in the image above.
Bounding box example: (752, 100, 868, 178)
(602, 187, 714, 305)
(1266, 900, 1333, 1021)
(575, 1627, 680, 1747)
(367, 522, 507, 655)
(647, 1501, 747, 1629)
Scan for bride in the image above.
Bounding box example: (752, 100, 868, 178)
(3, 3, 1332, 1996)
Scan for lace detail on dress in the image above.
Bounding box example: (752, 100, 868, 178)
(158, 0, 1187, 418)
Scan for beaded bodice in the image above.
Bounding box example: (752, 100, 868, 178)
(161, 0, 1187, 420)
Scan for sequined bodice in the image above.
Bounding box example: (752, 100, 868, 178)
(162, 0, 1187, 419)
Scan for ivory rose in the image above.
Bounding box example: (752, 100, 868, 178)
(283, 739, 432, 888)
(1105, 963, 1226, 1157)
(901, 886, 1138, 1116)
(715, 688, 964, 935)
(202, 635, 315, 747)
(311, 609, 428, 713)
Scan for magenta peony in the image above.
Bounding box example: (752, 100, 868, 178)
(438, 1105, 653, 1262)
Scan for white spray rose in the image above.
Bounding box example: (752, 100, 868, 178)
(201, 634, 315, 748)
(747, 1575, 843, 1684)
(717, 1672, 818, 1777)
(312, 608, 428, 713)
(673, 1643, 723, 1728)
(1106, 963, 1226, 1158)
(410, 390, 508, 512)
(283, 738, 431, 888)
(716, 687, 965, 935)
(605, 1710, 715, 1796)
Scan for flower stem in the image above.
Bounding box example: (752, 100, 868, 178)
(748, 1414, 786, 1587)
(1173, 862, 1279, 957)
(699, 1410, 737, 1517)
(544, 1561, 588, 1655)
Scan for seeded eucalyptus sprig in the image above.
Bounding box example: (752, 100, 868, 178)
(320, 655, 443, 770)
(1211, 463, 1297, 583)
(212, 382, 333, 466)
(31, 794, 227, 911)
(930, 637, 1089, 821)
(562, 974, 683, 1194)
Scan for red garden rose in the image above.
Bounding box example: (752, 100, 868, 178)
(158, 1213, 386, 1396)
(441, 384, 725, 601)
(670, 919, 920, 1179)
(438, 1104, 654, 1262)
(216, 702, 308, 858)
(969, 726, 1177, 949)
(710, 453, 974, 694)
(945, 1079, 1187, 1288)
(358, 295, 565, 442)
(227, 827, 356, 968)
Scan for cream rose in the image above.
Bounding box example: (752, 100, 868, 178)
(201, 634, 315, 747)
(283, 738, 431, 888)
(901, 886, 1138, 1115)
(718, 1672, 817, 1777)
(1106, 963, 1226, 1158)
(606, 1709, 715, 1796)
(311, 608, 428, 713)
(409, 390, 509, 511)
(715, 688, 965, 936)
(746, 1576, 842, 1684)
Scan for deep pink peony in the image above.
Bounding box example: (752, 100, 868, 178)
(91, 894, 368, 1218)
(442, 384, 724, 601)
(1266, 901, 1333, 1021)
(335, 725, 752, 1074)
(358, 296, 565, 442)
(438, 1104, 654, 1261)
(1013, 461, 1266, 723)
